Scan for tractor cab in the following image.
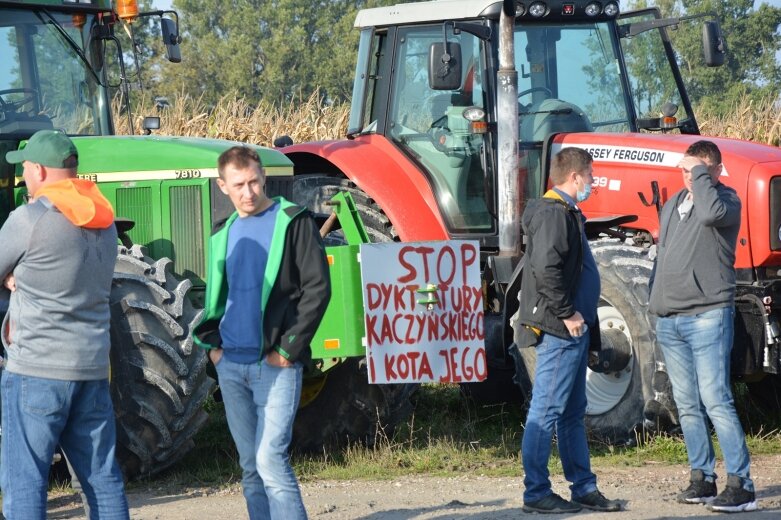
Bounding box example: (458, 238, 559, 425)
(348, 0, 723, 240)
(0, 0, 181, 223)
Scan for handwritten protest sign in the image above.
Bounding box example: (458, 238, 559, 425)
(360, 241, 486, 384)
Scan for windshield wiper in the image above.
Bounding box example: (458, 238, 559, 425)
(39, 9, 102, 86)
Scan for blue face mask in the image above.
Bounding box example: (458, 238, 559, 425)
(576, 181, 592, 202)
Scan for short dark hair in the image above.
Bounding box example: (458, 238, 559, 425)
(685, 140, 721, 165)
(217, 146, 263, 179)
(549, 147, 592, 185)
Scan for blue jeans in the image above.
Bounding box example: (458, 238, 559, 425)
(521, 332, 597, 503)
(215, 356, 307, 520)
(0, 371, 128, 519)
(656, 306, 753, 491)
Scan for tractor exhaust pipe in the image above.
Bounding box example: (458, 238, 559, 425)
(497, 0, 520, 256)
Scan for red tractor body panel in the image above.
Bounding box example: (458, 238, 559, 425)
(283, 134, 449, 242)
(555, 132, 781, 270)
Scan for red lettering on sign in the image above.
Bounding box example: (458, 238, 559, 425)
(397, 246, 437, 283)
(460, 243, 477, 285)
(366, 315, 380, 347)
(436, 246, 456, 285)
(383, 351, 434, 382)
(438, 345, 486, 382)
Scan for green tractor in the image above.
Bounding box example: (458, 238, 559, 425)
(1, 0, 415, 479)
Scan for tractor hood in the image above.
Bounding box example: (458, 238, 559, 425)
(66, 136, 293, 181)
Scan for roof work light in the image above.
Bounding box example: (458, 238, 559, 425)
(514, 1, 620, 21)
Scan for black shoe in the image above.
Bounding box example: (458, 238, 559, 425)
(573, 490, 622, 512)
(677, 469, 717, 504)
(523, 493, 582, 514)
(708, 475, 758, 513)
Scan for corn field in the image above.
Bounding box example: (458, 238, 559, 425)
(114, 92, 781, 147)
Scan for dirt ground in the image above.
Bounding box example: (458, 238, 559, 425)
(46, 454, 781, 519)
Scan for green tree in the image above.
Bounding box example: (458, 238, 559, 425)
(628, 0, 781, 115)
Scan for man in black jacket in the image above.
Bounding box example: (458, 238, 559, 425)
(517, 147, 621, 514)
(194, 146, 330, 519)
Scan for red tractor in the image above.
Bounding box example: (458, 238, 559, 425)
(275, 0, 781, 444)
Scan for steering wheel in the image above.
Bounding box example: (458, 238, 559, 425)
(428, 114, 452, 154)
(518, 87, 553, 100)
(0, 88, 41, 116)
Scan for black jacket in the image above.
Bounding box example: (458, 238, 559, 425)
(515, 192, 601, 350)
(194, 198, 331, 367)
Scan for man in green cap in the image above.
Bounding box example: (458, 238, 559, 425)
(0, 130, 129, 518)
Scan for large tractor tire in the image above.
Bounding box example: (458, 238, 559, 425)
(514, 240, 670, 445)
(746, 374, 781, 417)
(110, 245, 215, 479)
(289, 175, 416, 451)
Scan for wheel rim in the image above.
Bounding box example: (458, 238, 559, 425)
(585, 300, 634, 415)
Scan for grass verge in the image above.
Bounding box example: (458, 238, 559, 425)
(138, 381, 781, 491)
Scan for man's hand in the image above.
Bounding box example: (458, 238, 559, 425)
(563, 311, 586, 337)
(208, 347, 223, 366)
(4, 274, 16, 292)
(677, 155, 707, 172)
(266, 349, 294, 368)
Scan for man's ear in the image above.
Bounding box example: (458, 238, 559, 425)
(216, 177, 228, 195)
(35, 163, 47, 183)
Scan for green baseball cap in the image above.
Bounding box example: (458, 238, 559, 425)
(5, 130, 78, 168)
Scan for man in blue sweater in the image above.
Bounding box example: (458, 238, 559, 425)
(195, 146, 330, 519)
(650, 140, 755, 513)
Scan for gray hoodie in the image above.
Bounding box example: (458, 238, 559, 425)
(0, 196, 117, 381)
(649, 165, 741, 317)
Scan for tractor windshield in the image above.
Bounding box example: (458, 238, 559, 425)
(516, 22, 631, 140)
(0, 8, 110, 138)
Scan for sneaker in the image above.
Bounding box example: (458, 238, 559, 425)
(677, 469, 717, 504)
(523, 493, 582, 514)
(708, 475, 758, 513)
(573, 490, 622, 512)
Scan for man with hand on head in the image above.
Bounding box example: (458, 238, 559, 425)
(650, 140, 755, 513)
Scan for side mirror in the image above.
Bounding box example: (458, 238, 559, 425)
(428, 41, 462, 90)
(702, 21, 726, 67)
(143, 116, 160, 135)
(161, 18, 182, 63)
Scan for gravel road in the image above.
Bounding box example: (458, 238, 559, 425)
(46, 454, 781, 519)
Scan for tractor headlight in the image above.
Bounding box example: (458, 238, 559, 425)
(528, 2, 548, 17)
(603, 2, 620, 17)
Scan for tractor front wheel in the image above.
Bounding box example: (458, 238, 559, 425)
(110, 245, 215, 479)
(514, 241, 671, 445)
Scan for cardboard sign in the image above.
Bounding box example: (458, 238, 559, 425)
(360, 241, 486, 384)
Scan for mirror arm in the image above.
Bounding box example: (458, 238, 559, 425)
(619, 11, 718, 38)
(104, 33, 134, 136)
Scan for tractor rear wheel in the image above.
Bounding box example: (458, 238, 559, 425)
(290, 175, 416, 451)
(514, 241, 670, 445)
(110, 245, 215, 479)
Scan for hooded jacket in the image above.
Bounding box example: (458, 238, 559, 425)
(0, 179, 117, 380)
(515, 190, 601, 350)
(194, 197, 331, 366)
